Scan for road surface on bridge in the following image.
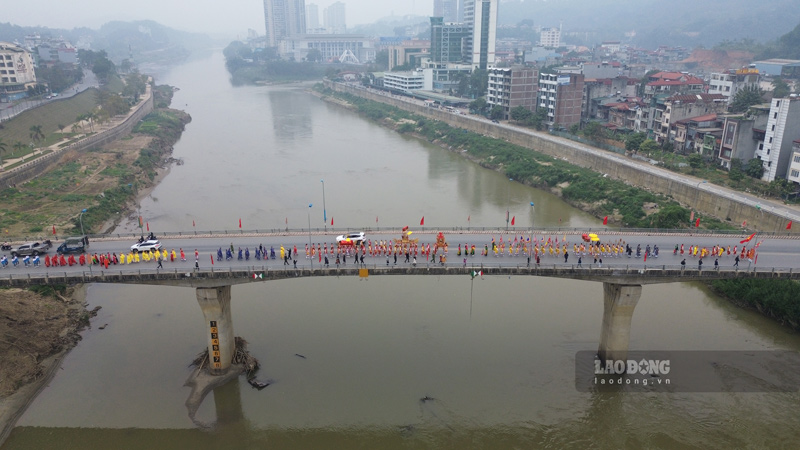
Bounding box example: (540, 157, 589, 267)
(1, 231, 797, 277)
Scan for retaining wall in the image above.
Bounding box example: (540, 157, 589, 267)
(0, 86, 155, 189)
(324, 81, 799, 234)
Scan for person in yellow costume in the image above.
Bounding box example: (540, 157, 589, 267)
(280, 246, 285, 260)
(162, 249, 168, 260)
(171, 249, 177, 261)
(134, 252, 140, 263)
(119, 252, 126, 265)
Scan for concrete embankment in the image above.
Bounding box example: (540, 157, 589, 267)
(323, 81, 800, 235)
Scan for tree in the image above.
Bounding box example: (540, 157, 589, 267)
(729, 85, 764, 113)
(375, 49, 389, 69)
(29, 125, 45, 148)
(468, 69, 488, 98)
(728, 158, 745, 183)
(625, 132, 647, 152)
(12, 141, 25, 158)
(582, 122, 604, 141)
(745, 158, 765, 178)
(510, 106, 532, 122)
(0, 138, 7, 168)
(306, 48, 323, 63)
(469, 97, 488, 114)
(638, 139, 660, 155)
(489, 105, 505, 120)
(687, 153, 704, 169)
(772, 77, 791, 98)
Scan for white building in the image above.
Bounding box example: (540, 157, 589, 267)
(263, 0, 307, 47)
(540, 26, 561, 48)
(323, 2, 346, 34)
(708, 68, 760, 105)
(468, 0, 498, 69)
(756, 96, 800, 182)
(787, 139, 800, 186)
(383, 69, 433, 92)
(0, 42, 37, 99)
(306, 3, 320, 29)
(280, 34, 374, 63)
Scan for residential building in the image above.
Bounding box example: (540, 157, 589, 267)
(0, 42, 37, 100)
(583, 77, 638, 120)
(468, 0, 498, 69)
(306, 3, 320, 29)
(539, 72, 585, 129)
(430, 17, 471, 64)
(539, 26, 561, 48)
(263, 0, 307, 47)
(387, 40, 430, 71)
(787, 140, 800, 186)
(653, 93, 727, 144)
(433, 0, 459, 23)
(323, 2, 346, 34)
(755, 96, 800, 182)
(672, 114, 723, 154)
(643, 71, 704, 101)
(717, 105, 770, 169)
(383, 70, 433, 92)
(486, 66, 537, 120)
(708, 68, 760, 105)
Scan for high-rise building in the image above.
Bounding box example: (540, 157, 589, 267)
(755, 96, 800, 182)
(263, 0, 307, 47)
(538, 72, 585, 129)
(324, 2, 347, 34)
(306, 3, 320, 29)
(468, 0, 497, 69)
(487, 66, 537, 120)
(430, 17, 471, 64)
(434, 0, 459, 23)
(540, 26, 561, 48)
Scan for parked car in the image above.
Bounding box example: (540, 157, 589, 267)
(57, 237, 87, 254)
(131, 239, 162, 253)
(336, 232, 366, 245)
(10, 240, 52, 257)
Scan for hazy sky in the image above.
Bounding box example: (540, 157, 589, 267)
(4, 0, 435, 37)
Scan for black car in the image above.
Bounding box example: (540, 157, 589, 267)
(57, 237, 87, 254)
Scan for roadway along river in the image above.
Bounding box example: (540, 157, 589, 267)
(4, 51, 800, 449)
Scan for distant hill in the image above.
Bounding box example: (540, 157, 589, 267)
(498, 0, 800, 49)
(0, 20, 213, 65)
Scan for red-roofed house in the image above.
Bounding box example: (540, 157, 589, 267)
(673, 114, 723, 154)
(653, 93, 727, 143)
(644, 72, 705, 100)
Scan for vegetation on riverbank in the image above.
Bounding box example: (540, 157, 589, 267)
(711, 279, 800, 330)
(0, 86, 190, 237)
(317, 86, 733, 230)
(223, 41, 326, 85)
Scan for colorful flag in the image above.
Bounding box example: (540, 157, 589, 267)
(511, 216, 515, 226)
(239, 218, 242, 228)
(52, 225, 56, 235)
(788, 221, 793, 230)
(420, 216, 425, 226)
(470, 270, 483, 279)
(695, 218, 700, 227)
(603, 216, 608, 225)
(138, 216, 143, 228)
(740, 233, 756, 244)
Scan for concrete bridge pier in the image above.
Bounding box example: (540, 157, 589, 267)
(597, 283, 642, 364)
(196, 285, 235, 375)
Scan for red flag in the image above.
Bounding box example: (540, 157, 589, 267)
(511, 216, 515, 226)
(376, 216, 379, 223)
(331, 217, 334, 226)
(742, 220, 746, 228)
(740, 233, 756, 244)
(788, 221, 793, 230)
(603, 216, 608, 225)
(192, 220, 195, 227)
(644, 252, 647, 262)
(755, 254, 758, 265)
(402, 225, 409, 231)
(146, 222, 149, 232)
(285, 217, 288, 224)
(52, 225, 56, 235)
(420, 216, 425, 226)
(239, 218, 242, 228)
(468, 215, 471, 222)
(210, 254, 214, 265)
(695, 218, 700, 227)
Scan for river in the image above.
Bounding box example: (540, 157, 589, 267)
(4, 51, 800, 449)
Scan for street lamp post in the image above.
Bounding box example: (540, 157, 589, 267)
(321, 179, 327, 231)
(529, 202, 535, 258)
(694, 180, 707, 219)
(506, 178, 513, 231)
(79, 208, 87, 237)
(308, 203, 314, 269)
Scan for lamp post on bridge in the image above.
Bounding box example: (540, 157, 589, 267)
(321, 179, 327, 231)
(506, 178, 513, 231)
(694, 180, 707, 225)
(79, 208, 87, 237)
(529, 202, 535, 259)
(308, 203, 313, 269)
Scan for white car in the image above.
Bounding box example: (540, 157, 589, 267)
(131, 239, 162, 253)
(336, 232, 366, 245)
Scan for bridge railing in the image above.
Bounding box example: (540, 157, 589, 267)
(0, 261, 795, 287)
(11, 225, 799, 244)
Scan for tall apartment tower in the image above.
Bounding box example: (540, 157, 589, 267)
(430, 17, 471, 63)
(324, 2, 347, 34)
(756, 96, 800, 182)
(468, 0, 497, 69)
(306, 3, 320, 29)
(263, 0, 307, 47)
(434, 0, 459, 23)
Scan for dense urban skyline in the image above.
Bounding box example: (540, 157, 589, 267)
(3, 0, 435, 36)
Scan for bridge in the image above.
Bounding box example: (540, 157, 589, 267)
(2, 229, 798, 377)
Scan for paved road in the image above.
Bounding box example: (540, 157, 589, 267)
(1, 231, 795, 277)
(0, 68, 99, 122)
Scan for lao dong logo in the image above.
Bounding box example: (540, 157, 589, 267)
(595, 358, 671, 376)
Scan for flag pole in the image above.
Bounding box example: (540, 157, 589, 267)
(470, 277, 474, 319)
